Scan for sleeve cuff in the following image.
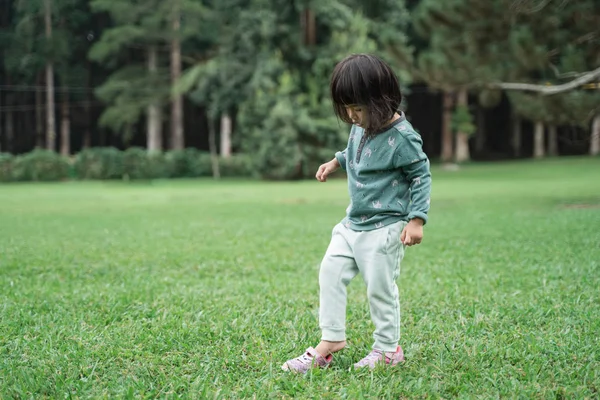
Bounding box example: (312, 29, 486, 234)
(335, 151, 347, 171)
(408, 211, 428, 225)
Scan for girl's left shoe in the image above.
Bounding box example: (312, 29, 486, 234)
(354, 345, 404, 369)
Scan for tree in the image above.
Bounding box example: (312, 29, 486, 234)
(4, 0, 94, 155)
(177, 0, 413, 179)
(43, 0, 56, 151)
(56, 0, 91, 156)
(487, 1, 599, 95)
(409, 0, 600, 161)
(483, 0, 600, 157)
(6, 0, 63, 151)
(170, 0, 183, 150)
(452, 90, 476, 162)
(89, 0, 205, 151)
(591, 114, 600, 156)
(411, 0, 493, 163)
(90, 0, 167, 151)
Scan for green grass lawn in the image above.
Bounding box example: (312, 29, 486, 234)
(1, 157, 599, 399)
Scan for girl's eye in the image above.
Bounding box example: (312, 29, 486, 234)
(355, 108, 362, 112)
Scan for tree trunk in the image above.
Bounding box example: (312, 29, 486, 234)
(208, 116, 220, 179)
(0, 88, 2, 153)
(511, 113, 522, 158)
(36, 74, 44, 148)
(547, 125, 558, 157)
(454, 89, 470, 163)
(220, 113, 232, 158)
(441, 90, 454, 163)
(533, 121, 545, 158)
(170, 4, 184, 150)
(301, 8, 316, 45)
(591, 115, 600, 156)
(60, 90, 70, 156)
(83, 61, 92, 149)
(147, 45, 162, 152)
(45, 0, 56, 151)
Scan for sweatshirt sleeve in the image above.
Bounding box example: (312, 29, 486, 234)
(393, 131, 432, 224)
(335, 148, 348, 171)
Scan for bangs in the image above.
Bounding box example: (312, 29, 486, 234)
(330, 61, 371, 107)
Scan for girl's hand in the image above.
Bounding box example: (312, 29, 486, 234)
(316, 159, 340, 182)
(401, 218, 424, 246)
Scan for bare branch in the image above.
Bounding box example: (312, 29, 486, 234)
(490, 66, 600, 95)
(510, 0, 555, 14)
(549, 63, 590, 80)
(525, 0, 550, 14)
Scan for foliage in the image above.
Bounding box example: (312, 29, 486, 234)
(508, 90, 600, 127)
(74, 147, 124, 180)
(179, 0, 411, 180)
(164, 148, 212, 178)
(0, 148, 252, 182)
(121, 147, 169, 180)
(0, 153, 14, 182)
(411, 0, 600, 130)
(89, 0, 207, 136)
(219, 154, 253, 178)
(451, 104, 476, 136)
(1, 159, 599, 397)
(4, 0, 93, 99)
(2, 0, 599, 166)
(240, 93, 305, 180)
(10, 149, 70, 181)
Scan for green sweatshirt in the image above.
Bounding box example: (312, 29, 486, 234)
(334, 113, 432, 231)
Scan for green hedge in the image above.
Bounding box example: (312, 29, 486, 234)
(74, 147, 124, 180)
(1, 148, 252, 182)
(0, 153, 14, 182)
(164, 148, 212, 178)
(11, 149, 70, 182)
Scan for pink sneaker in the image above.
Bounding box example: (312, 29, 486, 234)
(354, 346, 404, 369)
(281, 347, 333, 373)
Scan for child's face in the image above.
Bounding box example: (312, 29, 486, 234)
(345, 105, 367, 128)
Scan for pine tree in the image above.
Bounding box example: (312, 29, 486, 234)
(411, 0, 600, 160)
(411, 0, 486, 163)
(89, 0, 205, 151)
(3, 0, 95, 154)
(177, 0, 413, 179)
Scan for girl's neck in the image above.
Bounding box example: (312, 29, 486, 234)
(364, 113, 402, 138)
(387, 112, 401, 125)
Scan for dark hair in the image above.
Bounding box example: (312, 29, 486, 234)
(330, 54, 402, 135)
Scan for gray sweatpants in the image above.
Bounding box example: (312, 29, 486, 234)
(318, 220, 407, 352)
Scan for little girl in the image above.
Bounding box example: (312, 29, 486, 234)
(282, 54, 432, 373)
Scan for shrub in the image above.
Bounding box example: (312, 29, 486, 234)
(11, 149, 70, 182)
(0, 148, 255, 183)
(119, 148, 175, 180)
(0, 153, 14, 182)
(219, 154, 253, 178)
(147, 151, 173, 179)
(165, 148, 212, 178)
(121, 147, 153, 180)
(74, 147, 124, 180)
